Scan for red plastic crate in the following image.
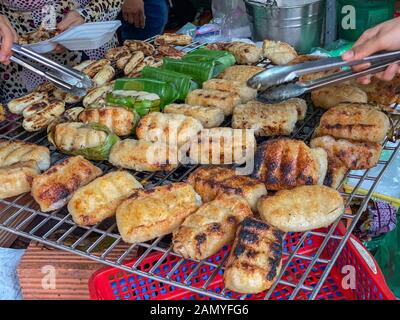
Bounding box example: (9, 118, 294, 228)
(88, 224, 395, 300)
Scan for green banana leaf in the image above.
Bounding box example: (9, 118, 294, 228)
(141, 66, 199, 100)
(105, 91, 160, 117)
(182, 48, 236, 76)
(48, 122, 120, 161)
(113, 78, 178, 109)
(161, 57, 215, 84)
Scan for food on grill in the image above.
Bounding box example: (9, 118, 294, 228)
(18, 26, 60, 45)
(109, 139, 180, 172)
(262, 40, 298, 65)
(323, 161, 348, 189)
(164, 104, 225, 128)
(48, 122, 120, 161)
(82, 59, 110, 78)
(92, 64, 115, 87)
(116, 53, 132, 70)
(288, 55, 339, 81)
(217, 41, 262, 65)
(126, 61, 146, 78)
(68, 171, 142, 226)
(173, 194, 253, 260)
(310, 135, 382, 170)
(188, 128, 256, 166)
(7, 91, 48, 114)
(224, 217, 284, 294)
(116, 183, 200, 243)
(156, 45, 186, 58)
(0, 140, 50, 171)
(105, 46, 131, 62)
(31, 156, 102, 212)
(155, 33, 192, 46)
(22, 99, 53, 118)
(232, 100, 299, 136)
(202, 79, 257, 103)
(123, 40, 156, 56)
(73, 60, 96, 71)
(124, 51, 145, 76)
(218, 65, 264, 83)
(311, 84, 368, 109)
(313, 103, 390, 143)
(52, 90, 83, 105)
(136, 112, 203, 147)
(34, 81, 55, 93)
(79, 106, 139, 136)
(253, 139, 328, 190)
(257, 185, 344, 232)
(105, 90, 161, 116)
(0, 161, 40, 199)
(187, 166, 267, 212)
(82, 83, 114, 108)
(22, 99, 65, 132)
(185, 89, 241, 116)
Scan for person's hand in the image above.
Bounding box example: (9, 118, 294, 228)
(342, 17, 400, 84)
(57, 10, 85, 32)
(122, 0, 146, 29)
(0, 15, 18, 65)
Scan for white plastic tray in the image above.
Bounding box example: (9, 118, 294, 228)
(24, 21, 122, 53)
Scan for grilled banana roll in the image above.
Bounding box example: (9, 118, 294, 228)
(311, 84, 368, 109)
(68, 171, 142, 226)
(31, 156, 102, 212)
(173, 194, 253, 260)
(224, 217, 284, 294)
(116, 183, 200, 243)
(218, 65, 264, 83)
(22, 99, 65, 132)
(202, 79, 257, 103)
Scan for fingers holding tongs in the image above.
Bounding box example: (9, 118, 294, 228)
(248, 50, 400, 102)
(9, 43, 92, 96)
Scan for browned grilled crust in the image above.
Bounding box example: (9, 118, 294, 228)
(323, 160, 348, 189)
(172, 194, 253, 260)
(31, 156, 102, 212)
(223, 217, 284, 294)
(313, 103, 390, 143)
(187, 166, 267, 211)
(288, 55, 339, 81)
(310, 135, 382, 170)
(123, 40, 156, 56)
(154, 33, 192, 46)
(252, 139, 323, 190)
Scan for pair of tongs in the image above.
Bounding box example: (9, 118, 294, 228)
(248, 50, 400, 102)
(10, 43, 92, 96)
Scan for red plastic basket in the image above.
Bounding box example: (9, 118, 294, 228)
(88, 224, 395, 300)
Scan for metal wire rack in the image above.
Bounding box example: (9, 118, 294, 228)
(0, 40, 399, 300)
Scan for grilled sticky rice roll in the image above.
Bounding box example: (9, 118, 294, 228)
(173, 194, 253, 260)
(79, 106, 139, 136)
(288, 55, 339, 81)
(68, 171, 142, 226)
(82, 59, 110, 78)
(252, 138, 328, 190)
(262, 39, 298, 65)
(164, 104, 225, 128)
(49, 122, 119, 160)
(123, 40, 156, 56)
(257, 185, 344, 232)
(124, 51, 145, 76)
(109, 139, 180, 172)
(310, 135, 382, 170)
(0, 140, 50, 171)
(218, 65, 264, 83)
(31, 156, 102, 212)
(323, 160, 348, 189)
(136, 112, 203, 147)
(232, 100, 299, 136)
(154, 33, 192, 46)
(7, 91, 48, 114)
(223, 217, 284, 294)
(185, 89, 241, 116)
(202, 79, 257, 103)
(22, 99, 65, 132)
(105, 46, 131, 61)
(82, 83, 114, 108)
(188, 128, 256, 166)
(116, 183, 200, 243)
(223, 41, 262, 65)
(311, 84, 368, 109)
(0, 161, 40, 199)
(92, 64, 115, 87)
(313, 103, 390, 143)
(187, 166, 267, 212)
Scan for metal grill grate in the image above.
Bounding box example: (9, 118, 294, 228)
(0, 40, 399, 300)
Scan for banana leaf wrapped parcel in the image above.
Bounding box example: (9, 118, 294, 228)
(48, 122, 120, 161)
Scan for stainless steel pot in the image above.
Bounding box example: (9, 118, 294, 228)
(244, 0, 326, 53)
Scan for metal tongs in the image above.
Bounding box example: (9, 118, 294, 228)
(248, 50, 400, 102)
(10, 43, 92, 96)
